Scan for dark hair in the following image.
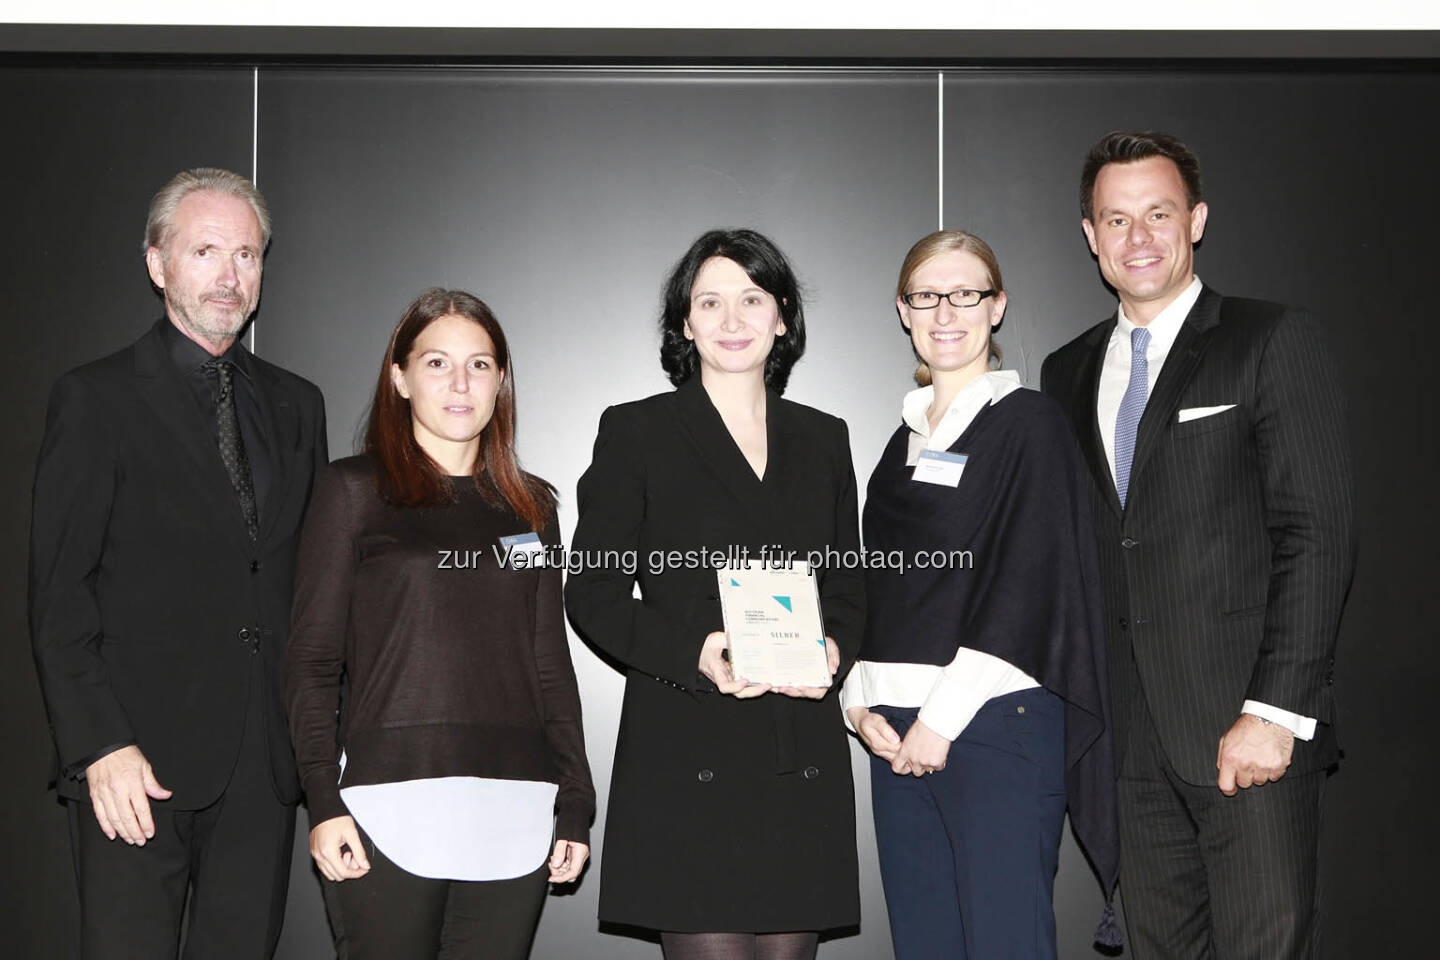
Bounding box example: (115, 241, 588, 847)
(658, 228, 806, 394)
(1080, 131, 1204, 222)
(364, 288, 555, 529)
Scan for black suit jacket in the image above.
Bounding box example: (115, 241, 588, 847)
(30, 318, 328, 808)
(564, 376, 865, 932)
(1041, 287, 1355, 785)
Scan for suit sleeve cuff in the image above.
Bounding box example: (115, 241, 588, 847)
(1242, 700, 1317, 740)
(681, 594, 724, 694)
(63, 741, 137, 781)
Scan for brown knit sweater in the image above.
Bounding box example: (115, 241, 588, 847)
(285, 455, 594, 843)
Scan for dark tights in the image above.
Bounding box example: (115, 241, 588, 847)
(660, 931, 819, 960)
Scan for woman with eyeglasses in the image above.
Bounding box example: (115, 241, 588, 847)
(839, 231, 1119, 958)
(565, 229, 865, 960)
(286, 289, 594, 959)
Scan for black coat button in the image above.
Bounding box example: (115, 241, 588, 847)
(1121, 537, 1138, 549)
(802, 766, 819, 780)
(250, 560, 260, 573)
(1119, 617, 1129, 630)
(697, 769, 714, 783)
(238, 628, 252, 641)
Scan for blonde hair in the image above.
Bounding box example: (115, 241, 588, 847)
(895, 230, 1004, 386)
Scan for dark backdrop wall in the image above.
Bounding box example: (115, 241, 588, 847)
(3, 61, 1434, 959)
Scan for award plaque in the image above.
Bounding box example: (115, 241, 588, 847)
(716, 561, 830, 688)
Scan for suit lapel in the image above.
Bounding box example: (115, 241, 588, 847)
(761, 398, 803, 527)
(1127, 286, 1223, 503)
(672, 376, 792, 544)
(239, 350, 297, 548)
(132, 323, 255, 554)
(1073, 318, 1123, 519)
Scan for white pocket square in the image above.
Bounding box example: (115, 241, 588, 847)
(1177, 404, 1236, 423)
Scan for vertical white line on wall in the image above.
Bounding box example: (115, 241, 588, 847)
(937, 72, 944, 231)
(249, 67, 259, 354)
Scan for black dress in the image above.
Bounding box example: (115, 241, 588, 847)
(565, 377, 865, 932)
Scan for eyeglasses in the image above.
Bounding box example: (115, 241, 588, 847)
(901, 288, 998, 309)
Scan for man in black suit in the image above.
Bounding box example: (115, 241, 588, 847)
(1041, 132, 1355, 958)
(30, 168, 328, 959)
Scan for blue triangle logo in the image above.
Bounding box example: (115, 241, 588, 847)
(773, 595, 793, 612)
(730, 578, 741, 587)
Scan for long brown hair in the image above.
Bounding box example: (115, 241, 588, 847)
(364, 288, 555, 530)
(895, 230, 1005, 386)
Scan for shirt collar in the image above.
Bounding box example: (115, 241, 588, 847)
(902, 369, 1023, 441)
(159, 317, 252, 380)
(1113, 275, 1203, 356)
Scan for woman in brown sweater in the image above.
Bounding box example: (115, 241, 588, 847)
(286, 289, 594, 960)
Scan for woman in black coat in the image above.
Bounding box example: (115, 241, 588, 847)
(565, 229, 865, 960)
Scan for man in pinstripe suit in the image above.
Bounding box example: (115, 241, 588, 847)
(1041, 131, 1355, 958)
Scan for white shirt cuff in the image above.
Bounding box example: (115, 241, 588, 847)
(1242, 699, 1317, 740)
(839, 671, 866, 733)
(917, 648, 1037, 742)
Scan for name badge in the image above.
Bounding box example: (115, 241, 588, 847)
(912, 449, 967, 488)
(498, 531, 545, 568)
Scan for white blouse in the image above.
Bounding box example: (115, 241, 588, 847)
(339, 755, 556, 881)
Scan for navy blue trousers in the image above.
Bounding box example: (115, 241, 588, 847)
(869, 689, 1066, 960)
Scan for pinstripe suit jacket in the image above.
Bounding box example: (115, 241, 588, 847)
(1041, 286, 1356, 785)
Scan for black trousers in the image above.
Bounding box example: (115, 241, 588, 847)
(324, 825, 550, 960)
(1117, 692, 1326, 959)
(67, 664, 295, 960)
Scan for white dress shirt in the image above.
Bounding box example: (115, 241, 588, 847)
(840, 370, 1041, 742)
(338, 753, 557, 881)
(1097, 276, 1204, 481)
(1096, 277, 1315, 740)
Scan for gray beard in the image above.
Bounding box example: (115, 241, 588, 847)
(169, 294, 254, 349)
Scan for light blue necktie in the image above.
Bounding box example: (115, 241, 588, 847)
(1114, 326, 1151, 507)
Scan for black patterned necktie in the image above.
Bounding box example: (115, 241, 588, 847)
(204, 358, 259, 540)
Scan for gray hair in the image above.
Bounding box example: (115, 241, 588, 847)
(143, 167, 271, 255)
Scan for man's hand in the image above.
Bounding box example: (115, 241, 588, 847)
(85, 745, 172, 845)
(1216, 713, 1294, 796)
(309, 815, 371, 882)
(892, 718, 953, 778)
